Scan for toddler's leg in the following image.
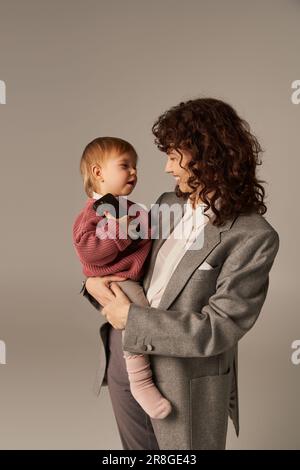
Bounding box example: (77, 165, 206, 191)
(116, 280, 172, 420)
(121, 331, 171, 419)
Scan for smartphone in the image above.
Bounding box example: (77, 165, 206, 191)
(93, 193, 127, 219)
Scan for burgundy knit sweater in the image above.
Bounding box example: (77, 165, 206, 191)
(72, 197, 153, 280)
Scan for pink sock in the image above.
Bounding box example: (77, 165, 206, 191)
(124, 354, 172, 420)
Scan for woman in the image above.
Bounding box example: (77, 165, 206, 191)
(81, 97, 280, 450)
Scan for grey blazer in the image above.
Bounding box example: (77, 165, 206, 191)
(80, 191, 280, 450)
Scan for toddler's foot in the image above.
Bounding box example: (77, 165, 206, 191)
(124, 354, 172, 419)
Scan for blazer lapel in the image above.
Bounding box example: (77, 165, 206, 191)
(143, 192, 236, 310)
(157, 216, 234, 311)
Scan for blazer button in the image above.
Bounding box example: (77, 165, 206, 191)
(141, 345, 147, 351)
(146, 344, 154, 351)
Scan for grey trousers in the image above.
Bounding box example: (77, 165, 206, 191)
(105, 279, 160, 450)
(106, 321, 160, 450)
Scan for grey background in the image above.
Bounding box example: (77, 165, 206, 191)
(0, 0, 298, 449)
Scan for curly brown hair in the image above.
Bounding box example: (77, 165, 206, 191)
(152, 98, 267, 226)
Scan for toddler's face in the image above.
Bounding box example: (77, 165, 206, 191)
(101, 152, 137, 196)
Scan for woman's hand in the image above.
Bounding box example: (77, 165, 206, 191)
(102, 283, 131, 330)
(85, 275, 127, 307)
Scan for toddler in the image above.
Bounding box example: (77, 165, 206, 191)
(72, 136, 172, 420)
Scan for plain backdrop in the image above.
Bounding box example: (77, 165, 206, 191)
(0, 0, 299, 449)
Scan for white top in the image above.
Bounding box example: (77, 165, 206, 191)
(93, 191, 103, 199)
(146, 197, 215, 308)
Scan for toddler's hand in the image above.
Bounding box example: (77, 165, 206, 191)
(104, 211, 136, 234)
(104, 211, 135, 221)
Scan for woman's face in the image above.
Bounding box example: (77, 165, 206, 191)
(164, 148, 195, 193)
(165, 149, 217, 205)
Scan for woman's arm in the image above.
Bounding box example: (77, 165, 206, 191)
(80, 278, 102, 311)
(122, 229, 280, 358)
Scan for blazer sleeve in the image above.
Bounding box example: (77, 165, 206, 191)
(122, 229, 280, 357)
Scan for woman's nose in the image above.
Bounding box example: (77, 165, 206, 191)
(165, 161, 172, 173)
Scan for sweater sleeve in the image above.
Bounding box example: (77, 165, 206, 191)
(73, 202, 134, 267)
(79, 192, 166, 309)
